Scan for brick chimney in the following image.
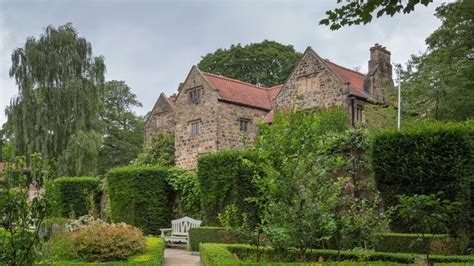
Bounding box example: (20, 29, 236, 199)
(364, 43, 393, 104)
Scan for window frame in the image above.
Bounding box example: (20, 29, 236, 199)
(239, 118, 250, 133)
(190, 120, 201, 136)
(187, 87, 202, 104)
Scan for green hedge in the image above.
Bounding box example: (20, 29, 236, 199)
(46, 177, 101, 218)
(188, 227, 241, 251)
(50, 236, 165, 265)
(197, 150, 261, 225)
(106, 166, 173, 235)
(200, 243, 474, 266)
(371, 122, 473, 235)
(376, 233, 459, 255)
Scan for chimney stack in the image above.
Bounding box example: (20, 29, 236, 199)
(364, 43, 394, 104)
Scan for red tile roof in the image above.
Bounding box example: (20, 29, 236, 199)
(324, 59, 368, 98)
(203, 72, 277, 110)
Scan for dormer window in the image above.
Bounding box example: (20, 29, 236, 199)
(188, 88, 202, 104)
(239, 118, 250, 132)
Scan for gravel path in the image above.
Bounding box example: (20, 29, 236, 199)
(163, 248, 201, 266)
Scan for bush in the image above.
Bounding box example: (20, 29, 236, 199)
(106, 166, 173, 234)
(46, 177, 101, 218)
(197, 150, 262, 225)
(70, 224, 145, 262)
(188, 227, 241, 251)
(376, 233, 460, 255)
(166, 167, 202, 219)
(371, 122, 473, 236)
(200, 243, 474, 265)
(0, 228, 11, 261)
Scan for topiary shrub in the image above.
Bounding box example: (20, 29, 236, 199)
(197, 150, 262, 225)
(376, 233, 460, 255)
(70, 224, 145, 262)
(46, 176, 101, 218)
(106, 166, 173, 234)
(371, 122, 473, 240)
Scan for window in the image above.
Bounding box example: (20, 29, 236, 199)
(190, 121, 200, 136)
(355, 106, 364, 122)
(239, 119, 249, 132)
(188, 88, 202, 104)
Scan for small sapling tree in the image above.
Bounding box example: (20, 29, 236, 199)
(396, 193, 459, 265)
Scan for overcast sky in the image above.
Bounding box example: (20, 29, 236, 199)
(0, 0, 446, 125)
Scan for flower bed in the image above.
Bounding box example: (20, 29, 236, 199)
(200, 243, 474, 266)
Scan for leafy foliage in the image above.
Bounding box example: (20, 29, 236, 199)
(400, 0, 474, 121)
(5, 24, 105, 176)
(371, 121, 473, 240)
(106, 166, 173, 234)
(166, 167, 202, 219)
(320, 0, 434, 30)
(59, 131, 101, 176)
(201, 243, 474, 264)
(254, 109, 350, 260)
(0, 154, 53, 265)
(198, 40, 301, 87)
(45, 177, 101, 218)
(133, 132, 175, 167)
(376, 233, 460, 256)
(396, 193, 460, 262)
(98, 80, 144, 174)
(197, 149, 262, 225)
(188, 227, 241, 252)
(69, 224, 145, 262)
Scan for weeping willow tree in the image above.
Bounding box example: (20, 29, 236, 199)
(6, 23, 105, 176)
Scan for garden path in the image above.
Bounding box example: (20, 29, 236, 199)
(163, 248, 201, 266)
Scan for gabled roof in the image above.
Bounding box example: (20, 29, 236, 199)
(323, 59, 368, 99)
(202, 72, 279, 111)
(145, 93, 175, 125)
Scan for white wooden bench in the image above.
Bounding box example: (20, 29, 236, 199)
(160, 216, 201, 244)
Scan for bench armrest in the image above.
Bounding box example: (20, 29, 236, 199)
(160, 228, 172, 237)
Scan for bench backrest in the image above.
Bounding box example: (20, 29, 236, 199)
(171, 216, 202, 236)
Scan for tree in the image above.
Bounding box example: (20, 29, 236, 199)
(5, 23, 105, 175)
(320, 0, 434, 30)
(98, 80, 144, 174)
(133, 132, 175, 167)
(401, 0, 474, 121)
(396, 193, 460, 265)
(198, 40, 301, 87)
(0, 154, 53, 265)
(254, 109, 349, 260)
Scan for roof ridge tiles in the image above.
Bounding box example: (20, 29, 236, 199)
(203, 72, 269, 90)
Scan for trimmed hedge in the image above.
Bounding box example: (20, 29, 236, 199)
(106, 166, 173, 235)
(200, 243, 474, 266)
(188, 227, 241, 251)
(197, 150, 262, 225)
(371, 122, 473, 235)
(47, 177, 101, 218)
(376, 233, 459, 255)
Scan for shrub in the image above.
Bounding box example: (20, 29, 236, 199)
(166, 167, 202, 219)
(46, 176, 101, 218)
(188, 227, 241, 251)
(376, 233, 460, 255)
(200, 243, 474, 265)
(0, 228, 12, 261)
(371, 122, 473, 237)
(197, 150, 262, 225)
(70, 224, 145, 262)
(106, 166, 173, 234)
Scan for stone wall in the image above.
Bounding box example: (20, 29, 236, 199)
(174, 67, 220, 170)
(216, 101, 268, 150)
(275, 48, 349, 111)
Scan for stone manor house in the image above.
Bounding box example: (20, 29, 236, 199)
(145, 44, 393, 170)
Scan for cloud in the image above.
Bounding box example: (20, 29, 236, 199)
(0, 0, 443, 125)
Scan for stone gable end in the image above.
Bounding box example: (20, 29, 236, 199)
(275, 48, 349, 111)
(174, 67, 220, 170)
(144, 94, 175, 147)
